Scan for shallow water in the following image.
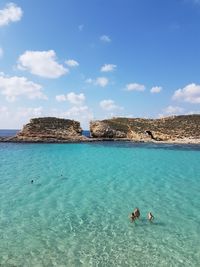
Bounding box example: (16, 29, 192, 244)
(0, 142, 200, 266)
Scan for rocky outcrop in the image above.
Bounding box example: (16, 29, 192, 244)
(10, 117, 87, 142)
(90, 121, 127, 138)
(1, 115, 200, 144)
(90, 115, 200, 143)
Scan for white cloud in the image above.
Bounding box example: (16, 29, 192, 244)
(0, 3, 23, 27)
(63, 105, 90, 117)
(0, 47, 3, 58)
(186, 110, 200, 115)
(100, 35, 111, 43)
(0, 106, 44, 129)
(172, 83, 200, 104)
(0, 106, 9, 116)
(0, 104, 94, 129)
(150, 86, 162, 93)
(100, 64, 117, 72)
(66, 92, 85, 105)
(0, 73, 47, 101)
(65, 59, 79, 67)
(61, 105, 93, 129)
(85, 77, 109, 87)
(16, 107, 43, 118)
(125, 83, 145, 91)
(56, 92, 85, 105)
(55, 94, 66, 102)
(95, 77, 109, 87)
(18, 50, 68, 78)
(163, 105, 184, 115)
(100, 99, 123, 111)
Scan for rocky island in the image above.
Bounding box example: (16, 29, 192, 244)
(1, 117, 87, 143)
(90, 115, 200, 143)
(0, 114, 200, 144)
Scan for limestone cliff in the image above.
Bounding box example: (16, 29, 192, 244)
(13, 117, 86, 142)
(1, 115, 200, 144)
(90, 115, 200, 143)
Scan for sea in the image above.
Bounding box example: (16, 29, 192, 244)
(0, 130, 200, 266)
(0, 129, 20, 137)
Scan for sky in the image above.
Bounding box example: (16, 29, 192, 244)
(0, 0, 200, 129)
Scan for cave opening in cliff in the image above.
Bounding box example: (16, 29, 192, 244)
(145, 130, 155, 140)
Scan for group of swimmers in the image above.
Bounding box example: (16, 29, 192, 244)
(130, 208, 154, 222)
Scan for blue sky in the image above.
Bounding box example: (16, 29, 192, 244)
(0, 0, 200, 129)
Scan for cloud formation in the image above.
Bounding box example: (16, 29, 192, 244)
(0, 47, 3, 58)
(61, 105, 93, 129)
(65, 59, 79, 67)
(17, 106, 43, 118)
(18, 50, 68, 78)
(0, 73, 47, 101)
(0, 106, 44, 128)
(100, 99, 123, 111)
(0, 3, 23, 27)
(63, 105, 90, 117)
(95, 77, 109, 87)
(163, 105, 184, 115)
(172, 83, 200, 103)
(0, 106, 9, 116)
(150, 86, 162, 93)
(125, 83, 145, 91)
(56, 92, 85, 105)
(100, 64, 117, 72)
(85, 77, 109, 87)
(100, 35, 111, 43)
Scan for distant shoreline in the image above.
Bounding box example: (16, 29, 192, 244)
(1, 115, 199, 144)
(1, 137, 200, 145)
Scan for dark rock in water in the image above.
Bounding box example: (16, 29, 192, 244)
(90, 115, 200, 143)
(10, 117, 88, 142)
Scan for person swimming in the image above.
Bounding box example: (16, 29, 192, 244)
(129, 207, 140, 222)
(134, 208, 140, 219)
(130, 212, 136, 222)
(31, 180, 34, 184)
(148, 212, 154, 222)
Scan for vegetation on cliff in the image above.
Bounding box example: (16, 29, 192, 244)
(0, 115, 199, 143)
(14, 117, 85, 142)
(90, 115, 200, 142)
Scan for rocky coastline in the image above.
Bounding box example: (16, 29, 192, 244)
(0, 115, 200, 144)
(1, 117, 88, 143)
(90, 115, 200, 144)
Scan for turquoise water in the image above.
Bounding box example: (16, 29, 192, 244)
(0, 142, 200, 266)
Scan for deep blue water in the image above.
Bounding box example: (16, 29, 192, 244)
(0, 141, 200, 266)
(0, 129, 19, 137)
(82, 130, 90, 137)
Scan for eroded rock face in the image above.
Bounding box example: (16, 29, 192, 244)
(90, 115, 200, 142)
(1, 115, 200, 144)
(15, 117, 86, 142)
(90, 121, 126, 138)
